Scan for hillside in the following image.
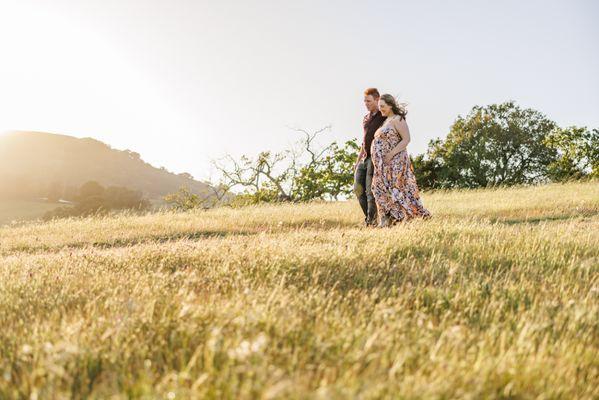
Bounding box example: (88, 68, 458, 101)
(0, 131, 212, 201)
(0, 181, 597, 398)
(0, 199, 65, 226)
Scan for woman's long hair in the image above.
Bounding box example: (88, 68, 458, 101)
(380, 94, 407, 120)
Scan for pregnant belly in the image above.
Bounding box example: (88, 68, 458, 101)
(373, 137, 398, 156)
(371, 138, 385, 158)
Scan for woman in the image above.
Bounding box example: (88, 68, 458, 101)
(371, 94, 431, 227)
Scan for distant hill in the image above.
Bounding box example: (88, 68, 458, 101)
(0, 131, 213, 201)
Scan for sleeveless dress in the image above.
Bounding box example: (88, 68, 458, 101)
(371, 116, 431, 225)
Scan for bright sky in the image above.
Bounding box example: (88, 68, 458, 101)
(1, 0, 597, 182)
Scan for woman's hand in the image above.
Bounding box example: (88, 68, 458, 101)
(384, 151, 396, 164)
(383, 117, 410, 165)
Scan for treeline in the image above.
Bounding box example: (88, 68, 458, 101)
(44, 181, 150, 220)
(32, 100, 597, 216)
(207, 126, 358, 206)
(208, 101, 597, 206)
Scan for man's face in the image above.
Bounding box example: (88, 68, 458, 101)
(364, 95, 378, 113)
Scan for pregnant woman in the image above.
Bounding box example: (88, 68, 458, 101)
(371, 94, 431, 227)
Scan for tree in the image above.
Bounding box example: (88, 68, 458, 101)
(124, 150, 141, 160)
(76, 181, 106, 213)
(544, 126, 599, 180)
(178, 172, 195, 180)
(104, 186, 150, 210)
(213, 126, 359, 203)
(293, 139, 359, 201)
(415, 102, 558, 188)
(411, 138, 453, 190)
(163, 184, 231, 211)
(214, 150, 294, 204)
(44, 181, 150, 220)
(78, 181, 105, 200)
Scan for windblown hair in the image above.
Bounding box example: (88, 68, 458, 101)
(380, 94, 407, 120)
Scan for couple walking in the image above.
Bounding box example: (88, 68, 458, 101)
(354, 88, 431, 227)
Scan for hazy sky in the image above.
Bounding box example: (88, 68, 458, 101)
(1, 0, 597, 182)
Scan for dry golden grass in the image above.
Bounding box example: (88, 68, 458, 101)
(0, 181, 598, 399)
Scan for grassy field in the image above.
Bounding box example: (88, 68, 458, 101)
(0, 181, 597, 399)
(0, 200, 64, 226)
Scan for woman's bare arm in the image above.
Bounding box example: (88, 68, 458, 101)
(384, 118, 411, 162)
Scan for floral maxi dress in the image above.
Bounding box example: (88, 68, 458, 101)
(371, 118, 431, 225)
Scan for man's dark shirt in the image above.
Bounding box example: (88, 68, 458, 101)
(362, 110, 386, 158)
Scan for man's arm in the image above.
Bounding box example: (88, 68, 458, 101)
(355, 113, 369, 169)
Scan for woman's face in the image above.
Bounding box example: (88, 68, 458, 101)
(378, 99, 392, 117)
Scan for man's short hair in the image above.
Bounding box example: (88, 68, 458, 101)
(364, 88, 380, 99)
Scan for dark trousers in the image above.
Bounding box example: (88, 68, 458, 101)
(354, 156, 377, 224)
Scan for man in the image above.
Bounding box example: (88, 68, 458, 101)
(354, 88, 387, 226)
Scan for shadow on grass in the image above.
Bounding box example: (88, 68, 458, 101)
(1, 230, 250, 256)
(269, 238, 572, 300)
(1, 218, 361, 256)
(489, 209, 598, 226)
